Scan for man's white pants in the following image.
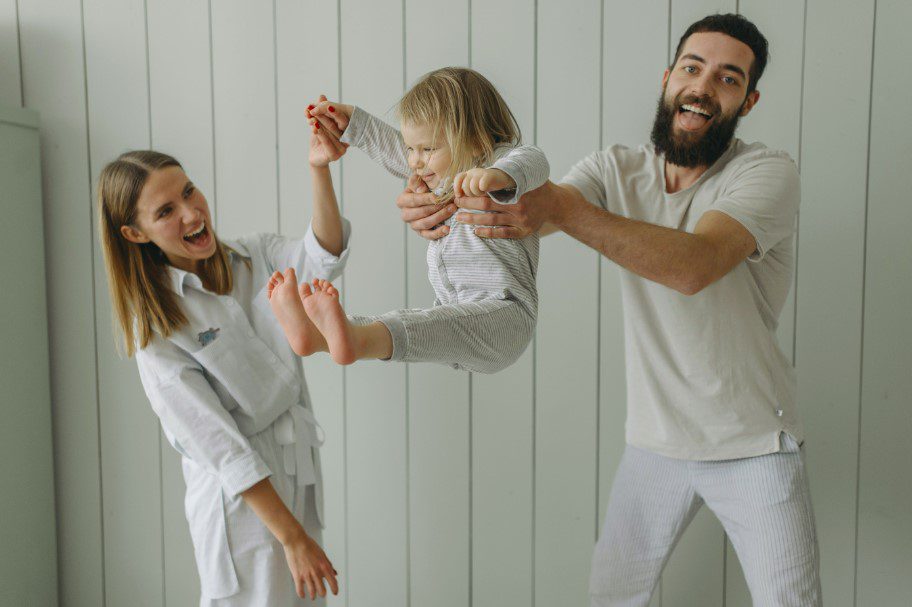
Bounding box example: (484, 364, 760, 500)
(590, 434, 822, 607)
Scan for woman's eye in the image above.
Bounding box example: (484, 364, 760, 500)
(158, 208, 171, 219)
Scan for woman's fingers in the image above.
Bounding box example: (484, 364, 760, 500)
(293, 574, 306, 599)
(304, 573, 316, 600)
(312, 571, 327, 598)
(324, 565, 340, 595)
(311, 113, 345, 140)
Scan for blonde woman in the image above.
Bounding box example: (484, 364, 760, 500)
(269, 67, 549, 374)
(97, 122, 348, 605)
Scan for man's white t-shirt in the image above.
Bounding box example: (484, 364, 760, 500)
(562, 139, 801, 460)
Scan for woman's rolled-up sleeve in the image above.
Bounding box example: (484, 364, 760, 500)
(136, 335, 272, 497)
(260, 219, 351, 283)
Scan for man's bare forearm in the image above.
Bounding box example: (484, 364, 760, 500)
(546, 182, 723, 295)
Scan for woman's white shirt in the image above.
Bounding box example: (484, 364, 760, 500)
(133, 221, 349, 599)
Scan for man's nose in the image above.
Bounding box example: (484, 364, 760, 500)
(690, 73, 715, 98)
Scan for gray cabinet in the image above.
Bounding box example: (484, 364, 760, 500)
(1, 105, 58, 605)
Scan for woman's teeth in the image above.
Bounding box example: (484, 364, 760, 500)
(183, 225, 207, 242)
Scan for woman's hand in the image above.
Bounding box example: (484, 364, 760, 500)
(309, 123, 347, 167)
(308, 95, 348, 167)
(307, 96, 353, 139)
(282, 528, 340, 600)
(397, 174, 456, 240)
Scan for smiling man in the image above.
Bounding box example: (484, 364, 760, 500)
(395, 13, 822, 607)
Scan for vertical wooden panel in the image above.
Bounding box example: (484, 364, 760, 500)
(17, 1, 105, 604)
(797, 0, 875, 605)
(340, 1, 408, 605)
(210, 0, 278, 235)
(470, 2, 536, 605)
(534, 1, 601, 606)
(0, 0, 22, 106)
(146, 0, 215, 603)
(82, 1, 165, 605)
(599, 3, 670, 606)
(275, 1, 347, 605)
(403, 2, 472, 606)
(723, 2, 807, 602)
(856, 0, 912, 603)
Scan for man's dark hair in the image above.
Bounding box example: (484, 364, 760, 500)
(672, 13, 769, 94)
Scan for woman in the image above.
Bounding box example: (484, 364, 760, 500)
(97, 117, 350, 605)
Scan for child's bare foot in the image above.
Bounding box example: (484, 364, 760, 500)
(300, 279, 357, 365)
(267, 268, 325, 356)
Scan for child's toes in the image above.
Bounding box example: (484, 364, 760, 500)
(299, 282, 313, 298)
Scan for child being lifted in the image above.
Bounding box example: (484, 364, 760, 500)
(268, 67, 548, 374)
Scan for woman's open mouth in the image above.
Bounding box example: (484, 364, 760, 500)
(183, 223, 212, 249)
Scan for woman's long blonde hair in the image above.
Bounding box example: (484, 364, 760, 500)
(397, 67, 521, 202)
(97, 150, 234, 356)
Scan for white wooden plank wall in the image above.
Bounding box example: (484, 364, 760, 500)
(6, 0, 909, 605)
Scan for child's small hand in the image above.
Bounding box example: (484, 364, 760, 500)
(453, 168, 515, 198)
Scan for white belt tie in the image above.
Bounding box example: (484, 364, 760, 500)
(274, 405, 325, 487)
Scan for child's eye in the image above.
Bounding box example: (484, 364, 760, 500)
(183, 186, 195, 198)
(158, 207, 171, 219)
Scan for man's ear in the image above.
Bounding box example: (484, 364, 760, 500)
(740, 90, 760, 117)
(120, 224, 150, 244)
(661, 68, 670, 88)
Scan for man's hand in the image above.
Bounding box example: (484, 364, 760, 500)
(397, 174, 456, 240)
(454, 168, 515, 197)
(454, 180, 559, 239)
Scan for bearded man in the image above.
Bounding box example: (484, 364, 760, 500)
(396, 12, 822, 607)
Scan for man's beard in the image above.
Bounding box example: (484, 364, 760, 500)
(649, 90, 743, 168)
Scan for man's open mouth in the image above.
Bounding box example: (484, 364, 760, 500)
(678, 103, 714, 129)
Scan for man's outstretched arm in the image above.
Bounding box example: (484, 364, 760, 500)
(455, 181, 755, 296)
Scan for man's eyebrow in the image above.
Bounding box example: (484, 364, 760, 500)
(680, 53, 747, 79)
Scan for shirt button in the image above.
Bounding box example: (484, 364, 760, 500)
(775, 408, 784, 417)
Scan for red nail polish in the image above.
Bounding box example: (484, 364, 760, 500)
(328, 106, 336, 112)
(307, 104, 315, 110)
(315, 122, 320, 129)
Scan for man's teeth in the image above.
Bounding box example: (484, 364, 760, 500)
(681, 104, 712, 117)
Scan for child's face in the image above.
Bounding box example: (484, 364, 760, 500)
(401, 121, 452, 190)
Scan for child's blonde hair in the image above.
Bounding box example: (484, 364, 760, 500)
(97, 150, 235, 356)
(397, 67, 521, 201)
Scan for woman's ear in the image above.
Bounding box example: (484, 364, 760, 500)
(120, 224, 150, 244)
